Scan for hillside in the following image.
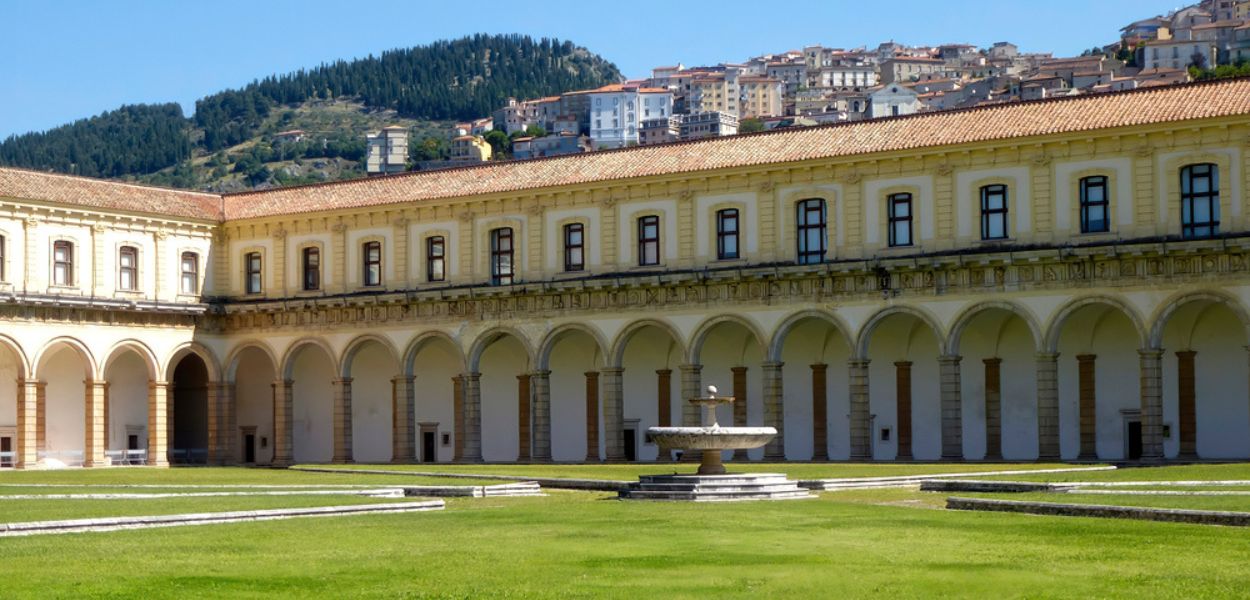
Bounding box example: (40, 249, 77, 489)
(0, 34, 622, 192)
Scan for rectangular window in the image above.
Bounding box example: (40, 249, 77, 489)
(245, 252, 262, 294)
(53, 240, 74, 286)
(426, 236, 445, 282)
(887, 193, 913, 247)
(302, 247, 320, 291)
(1079, 176, 1110, 233)
(563, 223, 584, 272)
(796, 199, 827, 264)
(180, 252, 198, 295)
(980, 185, 1009, 240)
(490, 227, 514, 285)
(716, 208, 739, 259)
(637, 215, 660, 266)
(1181, 164, 1220, 239)
(118, 246, 138, 291)
(362, 241, 382, 286)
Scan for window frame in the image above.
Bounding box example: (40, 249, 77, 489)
(637, 215, 660, 267)
(426, 236, 446, 282)
(979, 184, 1009, 241)
(244, 252, 263, 294)
(361, 240, 382, 287)
(52, 240, 74, 287)
(716, 208, 740, 260)
(1078, 175, 1110, 234)
(1180, 163, 1220, 239)
(489, 227, 514, 286)
(887, 193, 914, 247)
(180, 251, 199, 295)
(795, 198, 827, 264)
(117, 245, 138, 291)
(563, 223, 585, 272)
(302, 246, 321, 291)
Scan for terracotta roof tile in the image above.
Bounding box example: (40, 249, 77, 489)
(222, 78, 1250, 220)
(0, 167, 221, 221)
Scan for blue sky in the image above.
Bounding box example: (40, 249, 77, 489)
(0, 0, 1181, 139)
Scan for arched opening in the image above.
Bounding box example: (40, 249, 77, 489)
(692, 318, 765, 461)
(475, 332, 529, 462)
(170, 354, 209, 464)
(863, 312, 943, 460)
(1054, 303, 1141, 460)
(285, 342, 335, 463)
(617, 323, 682, 462)
(953, 307, 1039, 460)
(544, 328, 605, 461)
(1157, 299, 1250, 459)
(407, 335, 462, 463)
(35, 341, 92, 466)
(0, 341, 24, 468)
(344, 339, 399, 463)
(777, 315, 851, 460)
(104, 350, 152, 464)
(231, 345, 276, 465)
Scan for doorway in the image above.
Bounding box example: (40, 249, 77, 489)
(422, 431, 436, 463)
(1126, 421, 1143, 460)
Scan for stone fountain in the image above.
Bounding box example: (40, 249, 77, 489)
(619, 386, 813, 502)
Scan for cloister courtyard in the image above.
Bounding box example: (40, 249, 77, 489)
(1, 462, 1248, 598)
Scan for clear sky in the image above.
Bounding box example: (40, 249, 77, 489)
(0, 0, 1181, 139)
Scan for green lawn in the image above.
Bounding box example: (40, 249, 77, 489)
(0, 493, 411, 523)
(986, 463, 1250, 483)
(956, 491, 1250, 513)
(303, 461, 1092, 481)
(0, 467, 501, 487)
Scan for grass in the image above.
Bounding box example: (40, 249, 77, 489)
(0, 466, 501, 487)
(985, 463, 1250, 483)
(305, 461, 1091, 481)
(0, 465, 1247, 597)
(0, 494, 410, 523)
(956, 491, 1250, 512)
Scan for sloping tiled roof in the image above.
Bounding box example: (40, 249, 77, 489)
(223, 78, 1250, 220)
(0, 167, 222, 221)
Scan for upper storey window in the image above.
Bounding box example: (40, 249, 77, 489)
(716, 209, 739, 260)
(426, 236, 445, 282)
(490, 227, 514, 285)
(637, 216, 660, 266)
(245, 252, 262, 294)
(118, 246, 138, 291)
(887, 193, 913, 247)
(979, 184, 1008, 240)
(795, 198, 826, 264)
(362, 241, 382, 287)
(180, 252, 199, 295)
(52, 241, 74, 286)
(1079, 176, 1109, 234)
(1180, 163, 1219, 239)
(302, 247, 320, 291)
(563, 223, 584, 272)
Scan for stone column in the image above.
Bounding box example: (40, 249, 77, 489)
(271, 379, 294, 467)
(1139, 349, 1165, 461)
(762, 361, 785, 461)
(102, 382, 111, 456)
(208, 382, 234, 465)
(331, 377, 353, 464)
(392, 376, 415, 463)
(939, 355, 963, 460)
(16, 380, 42, 469)
(848, 359, 871, 460)
(895, 361, 913, 460)
(732, 366, 749, 460)
(584, 370, 600, 461)
(37, 379, 46, 454)
(1035, 353, 1060, 461)
(1175, 350, 1198, 459)
(147, 381, 171, 467)
(462, 373, 482, 462)
(84, 380, 107, 467)
(531, 370, 552, 462)
(602, 367, 625, 462)
(810, 363, 828, 461)
(983, 358, 1002, 460)
(656, 368, 672, 461)
(678, 364, 702, 426)
(1077, 354, 1098, 460)
(516, 373, 531, 461)
(452, 376, 465, 461)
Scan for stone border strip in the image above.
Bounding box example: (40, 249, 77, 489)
(0, 500, 445, 537)
(400, 482, 544, 498)
(801, 466, 1116, 491)
(946, 496, 1250, 527)
(920, 480, 1075, 493)
(294, 466, 629, 491)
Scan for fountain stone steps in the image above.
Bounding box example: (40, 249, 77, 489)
(620, 473, 815, 502)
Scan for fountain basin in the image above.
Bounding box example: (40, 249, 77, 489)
(648, 427, 776, 451)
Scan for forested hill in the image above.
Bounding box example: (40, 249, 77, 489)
(0, 34, 622, 188)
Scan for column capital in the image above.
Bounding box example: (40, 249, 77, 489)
(892, 360, 912, 368)
(531, 369, 552, 378)
(847, 358, 871, 368)
(391, 375, 415, 384)
(465, 371, 482, 381)
(678, 363, 702, 374)
(1035, 352, 1059, 362)
(272, 378, 294, 387)
(1075, 353, 1097, 362)
(761, 361, 784, 370)
(148, 380, 171, 389)
(1174, 349, 1197, 358)
(809, 362, 828, 371)
(584, 370, 601, 378)
(730, 365, 749, 373)
(332, 377, 353, 385)
(938, 355, 962, 365)
(655, 368, 672, 375)
(600, 367, 624, 376)
(1138, 348, 1165, 359)
(982, 357, 1003, 366)
(516, 373, 531, 381)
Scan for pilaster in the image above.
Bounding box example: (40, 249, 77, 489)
(982, 358, 1002, 460)
(1176, 350, 1197, 459)
(147, 380, 171, 467)
(392, 375, 415, 463)
(601, 367, 625, 462)
(939, 355, 964, 460)
(810, 363, 828, 461)
(452, 375, 465, 461)
(848, 359, 871, 460)
(462, 372, 483, 462)
(331, 377, 353, 463)
(272, 379, 294, 467)
(732, 366, 749, 460)
(84, 380, 106, 467)
(1138, 349, 1165, 461)
(1077, 354, 1098, 460)
(516, 373, 531, 461)
(762, 361, 784, 460)
(16, 380, 42, 468)
(895, 361, 913, 460)
(1035, 353, 1060, 461)
(584, 370, 601, 461)
(531, 370, 552, 462)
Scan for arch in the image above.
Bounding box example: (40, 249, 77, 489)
(0, 333, 31, 379)
(279, 337, 339, 381)
(854, 304, 945, 358)
(1043, 294, 1148, 353)
(101, 339, 160, 382)
(223, 340, 281, 383)
(608, 318, 686, 367)
(402, 330, 466, 377)
(767, 309, 854, 362)
(31, 336, 97, 379)
(467, 327, 535, 373)
(163, 341, 223, 383)
(340, 333, 402, 378)
(946, 300, 1044, 355)
(1148, 288, 1250, 348)
(686, 314, 768, 365)
(537, 322, 610, 371)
